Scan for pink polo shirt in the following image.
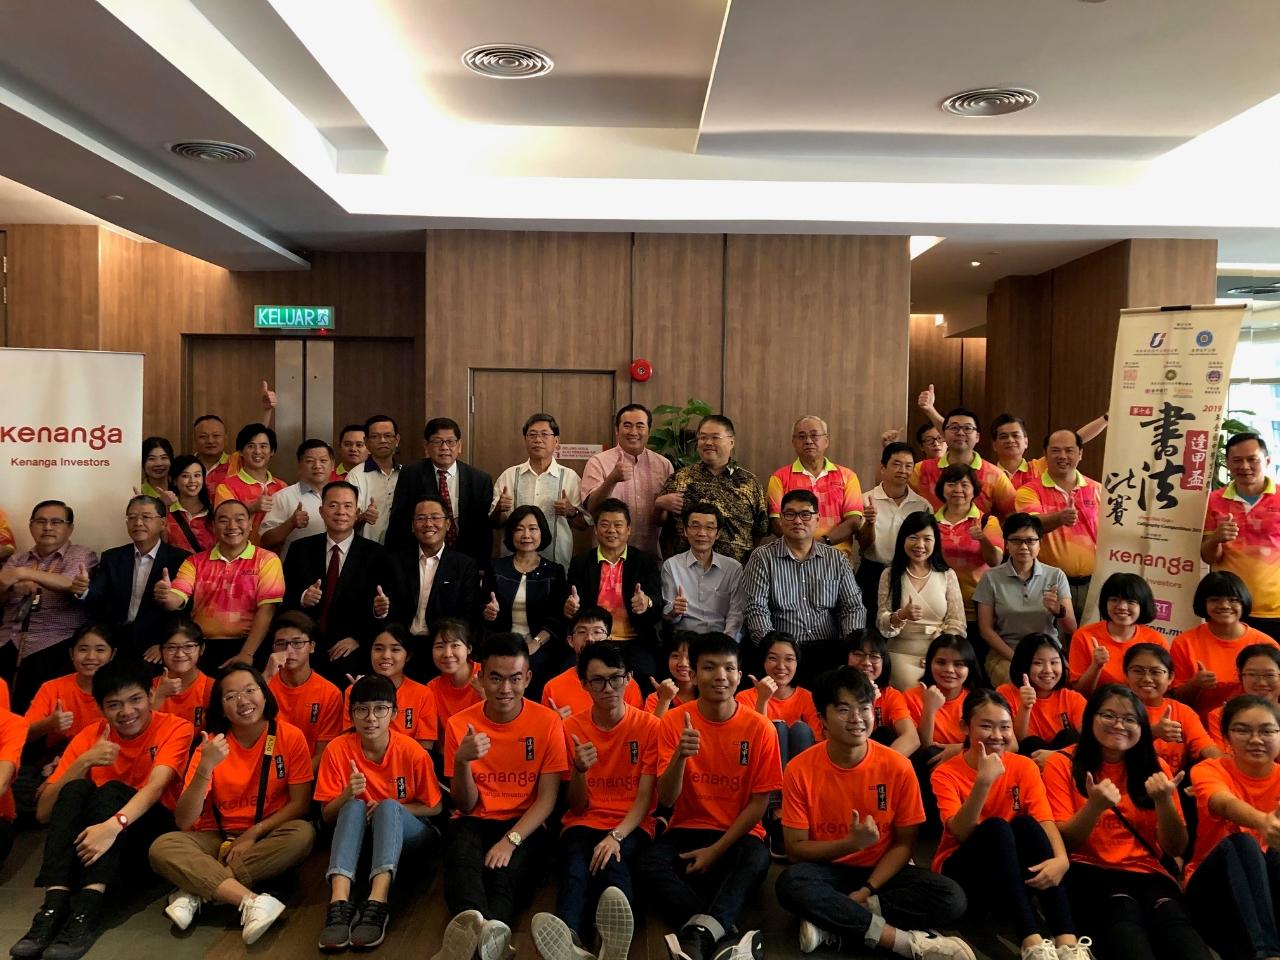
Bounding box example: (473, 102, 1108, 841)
(1204, 479, 1280, 619)
(1015, 471, 1103, 579)
(767, 459, 863, 559)
(935, 507, 1003, 618)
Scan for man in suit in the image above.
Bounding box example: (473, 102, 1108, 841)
(386, 417, 495, 570)
(384, 494, 480, 680)
(76, 495, 190, 663)
(282, 480, 388, 685)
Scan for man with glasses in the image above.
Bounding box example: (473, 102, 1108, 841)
(386, 417, 495, 571)
(583, 404, 673, 557)
(75, 495, 190, 664)
(541, 607, 643, 718)
(262, 439, 362, 561)
(489, 413, 588, 572)
(657, 414, 769, 564)
(767, 416, 864, 563)
(661, 503, 744, 640)
(742, 491, 865, 682)
(910, 407, 1016, 520)
(0, 501, 98, 711)
(348, 414, 402, 546)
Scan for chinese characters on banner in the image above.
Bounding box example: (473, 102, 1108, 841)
(1082, 306, 1245, 638)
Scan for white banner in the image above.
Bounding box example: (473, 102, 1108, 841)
(0, 349, 143, 555)
(1083, 305, 1245, 638)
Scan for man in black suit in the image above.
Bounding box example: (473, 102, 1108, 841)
(76, 495, 190, 662)
(563, 497, 663, 688)
(385, 417, 495, 570)
(282, 480, 388, 684)
(384, 494, 480, 680)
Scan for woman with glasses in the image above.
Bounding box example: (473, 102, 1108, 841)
(1185, 694, 1280, 960)
(974, 513, 1075, 688)
(1122, 643, 1220, 778)
(877, 512, 966, 690)
(344, 625, 437, 751)
(150, 620, 214, 735)
(149, 663, 315, 943)
(846, 631, 919, 757)
(1070, 573, 1167, 694)
(164, 455, 215, 554)
(1206, 644, 1280, 751)
(1042, 684, 1207, 960)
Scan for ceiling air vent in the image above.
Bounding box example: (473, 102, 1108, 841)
(167, 140, 256, 163)
(941, 87, 1039, 117)
(462, 44, 554, 79)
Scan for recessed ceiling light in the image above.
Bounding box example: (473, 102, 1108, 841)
(970, 260, 983, 267)
(102, 194, 125, 201)
(942, 87, 1039, 117)
(167, 140, 256, 163)
(462, 44, 554, 79)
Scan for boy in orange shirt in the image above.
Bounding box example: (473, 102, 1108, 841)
(542, 607, 643, 719)
(637, 633, 782, 960)
(774, 667, 971, 959)
(263, 611, 343, 771)
(442, 633, 570, 958)
(12, 659, 193, 960)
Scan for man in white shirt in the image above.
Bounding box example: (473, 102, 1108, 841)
(661, 502, 744, 640)
(262, 440, 366, 560)
(349, 414, 402, 545)
(854, 442, 931, 624)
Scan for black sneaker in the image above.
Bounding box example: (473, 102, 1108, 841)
(318, 900, 358, 951)
(10, 906, 66, 959)
(41, 912, 98, 960)
(665, 923, 715, 960)
(350, 900, 390, 950)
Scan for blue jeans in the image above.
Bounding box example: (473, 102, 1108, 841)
(773, 721, 817, 766)
(1187, 833, 1280, 959)
(558, 826, 648, 942)
(327, 799, 434, 884)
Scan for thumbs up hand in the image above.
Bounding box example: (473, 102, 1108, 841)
(153, 568, 179, 609)
(83, 726, 120, 767)
(861, 498, 877, 526)
(630, 582, 651, 615)
(548, 697, 572, 721)
(155, 668, 183, 701)
(301, 578, 324, 608)
(651, 675, 679, 709)
(260, 380, 277, 410)
(158, 488, 178, 507)
(291, 501, 309, 530)
(1152, 705, 1183, 743)
(264, 650, 288, 681)
(496, 486, 513, 515)
(70, 564, 89, 596)
(672, 584, 688, 616)
(52, 698, 74, 733)
(348, 759, 367, 797)
(975, 741, 1005, 785)
(677, 711, 701, 758)
(570, 733, 598, 773)
(457, 722, 491, 762)
(749, 673, 778, 705)
(197, 731, 229, 773)
(483, 592, 500, 622)
(373, 584, 389, 619)
(1085, 772, 1121, 810)
(917, 383, 937, 411)
(564, 584, 581, 618)
(1090, 638, 1110, 666)
(1189, 660, 1218, 693)
(360, 497, 379, 526)
(554, 488, 573, 517)
(848, 810, 881, 851)
(1018, 673, 1038, 710)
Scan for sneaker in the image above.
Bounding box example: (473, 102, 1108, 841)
(1056, 939, 1095, 960)
(164, 890, 203, 931)
(350, 900, 390, 949)
(666, 923, 716, 960)
(318, 900, 358, 951)
(905, 930, 976, 960)
(432, 910, 485, 960)
(239, 892, 285, 945)
(798, 920, 836, 954)
(711, 930, 763, 960)
(1021, 941, 1058, 960)
(41, 912, 98, 960)
(653, 814, 670, 838)
(595, 887, 634, 960)
(531, 912, 582, 960)
(479, 919, 513, 960)
(10, 906, 66, 959)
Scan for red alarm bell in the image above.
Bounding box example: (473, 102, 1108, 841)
(630, 359, 652, 382)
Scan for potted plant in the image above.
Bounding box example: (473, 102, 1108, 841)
(648, 398, 713, 469)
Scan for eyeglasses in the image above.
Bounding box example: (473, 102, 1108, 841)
(1243, 671, 1280, 682)
(697, 434, 731, 442)
(525, 431, 556, 440)
(585, 673, 630, 692)
(686, 521, 718, 532)
(830, 704, 870, 720)
(792, 432, 827, 442)
(31, 518, 68, 527)
(848, 651, 883, 664)
(945, 425, 978, 434)
(1096, 710, 1141, 728)
(162, 642, 200, 656)
(222, 684, 261, 705)
(352, 703, 394, 719)
(572, 627, 609, 640)
(781, 510, 818, 522)
(1126, 666, 1168, 679)
(1228, 724, 1280, 740)
(1006, 537, 1040, 547)
(414, 514, 451, 524)
(271, 639, 310, 651)
(428, 438, 459, 448)
(126, 513, 163, 523)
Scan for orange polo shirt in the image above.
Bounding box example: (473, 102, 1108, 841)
(1015, 471, 1103, 578)
(50, 712, 194, 810)
(767, 459, 864, 560)
(213, 469, 288, 539)
(1204, 480, 1280, 619)
(912, 452, 1017, 519)
(1188, 756, 1280, 882)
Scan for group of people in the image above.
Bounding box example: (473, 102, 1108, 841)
(0, 384, 1276, 960)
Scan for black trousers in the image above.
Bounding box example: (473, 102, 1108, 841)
(1, 641, 72, 715)
(1065, 862, 1209, 960)
(636, 828, 770, 935)
(443, 816, 547, 925)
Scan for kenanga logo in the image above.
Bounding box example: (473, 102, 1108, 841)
(0, 424, 125, 450)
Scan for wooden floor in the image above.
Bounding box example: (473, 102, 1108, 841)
(0, 827, 1021, 960)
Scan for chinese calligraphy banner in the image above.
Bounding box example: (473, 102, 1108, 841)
(1083, 305, 1245, 639)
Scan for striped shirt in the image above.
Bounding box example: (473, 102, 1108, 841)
(0, 543, 98, 656)
(741, 538, 865, 646)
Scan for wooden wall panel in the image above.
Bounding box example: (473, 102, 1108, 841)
(3, 224, 100, 350)
(986, 274, 1054, 452)
(1126, 239, 1218, 311)
(723, 235, 910, 481)
(908, 312, 964, 439)
(960, 336, 987, 430)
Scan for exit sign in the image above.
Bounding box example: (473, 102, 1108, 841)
(254, 305, 334, 330)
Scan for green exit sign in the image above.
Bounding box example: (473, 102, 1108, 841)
(254, 305, 334, 330)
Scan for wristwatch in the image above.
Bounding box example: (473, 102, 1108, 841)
(113, 813, 129, 830)
(506, 830, 523, 848)
(609, 829, 625, 843)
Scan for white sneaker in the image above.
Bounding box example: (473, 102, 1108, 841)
(595, 886, 634, 960)
(1057, 939, 1095, 960)
(433, 910, 485, 960)
(711, 930, 763, 960)
(239, 892, 285, 945)
(798, 920, 836, 954)
(163, 890, 201, 931)
(479, 919, 513, 960)
(531, 913, 587, 960)
(905, 929, 976, 960)
(1021, 941, 1058, 960)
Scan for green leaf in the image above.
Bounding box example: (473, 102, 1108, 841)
(652, 405, 682, 415)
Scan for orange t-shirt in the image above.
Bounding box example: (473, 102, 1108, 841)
(1043, 749, 1178, 875)
(0, 708, 30, 819)
(344, 677, 438, 743)
(0, 677, 8, 712)
(735, 686, 824, 740)
(541, 667, 642, 717)
(183, 719, 312, 833)
(873, 686, 910, 733)
(1188, 756, 1280, 882)
(561, 705, 660, 835)
(24, 674, 100, 747)
(782, 740, 923, 868)
(644, 691, 693, 713)
(50, 712, 194, 810)
(905, 686, 970, 745)
(427, 669, 483, 736)
(1145, 699, 1215, 772)
(1069, 622, 1170, 690)
(1207, 705, 1228, 751)
(931, 749, 1051, 871)
(268, 670, 344, 754)
(1171, 625, 1279, 720)
(315, 731, 442, 808)
(657, 701, 784, 839)
(444, 700, 569, 820)
(996, 684, 1086, 743)
(152, 673, 215, 734)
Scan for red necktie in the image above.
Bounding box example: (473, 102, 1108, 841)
(437, 469, 458, 547)
(319, 544, 341, 633)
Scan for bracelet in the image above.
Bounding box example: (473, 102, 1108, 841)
(863, 881, 878, 895)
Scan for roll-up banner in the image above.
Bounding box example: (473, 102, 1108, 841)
(1082, 305, 1245, 638)
(0, 348, 144, 555)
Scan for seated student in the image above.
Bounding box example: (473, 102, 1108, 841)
(315, 674, 443, 951)
(150, 620, 215, 734)
(530, 641, 657, 960)
(442, 633, 569, 954)
(1185, 694, 1280, 960)
(263, 611, 343, 771)
(847, 631, 919, 757)
(345, 624, 437, 750)
(426, 618, 483, 737)
(1206, 644, 1280, 751)
(638, 632, 782, 960)
(996, 634, 1085, 766)
(0, 689, 29, 867)
(1172, 571, 1278, 722)
(148, 664, 314, 943)
(1123, 643, 1220, 777)
(24, 624, 115, 762)
(774, 666, 972, 960)
(542, 607, 643, 719)
(645, 632, 696, 718)
(906, 633, 981, 771)
(12, 660, 194, 960)
(1043, 685, 1209, 960)
(1070, 573, 1167, 694)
